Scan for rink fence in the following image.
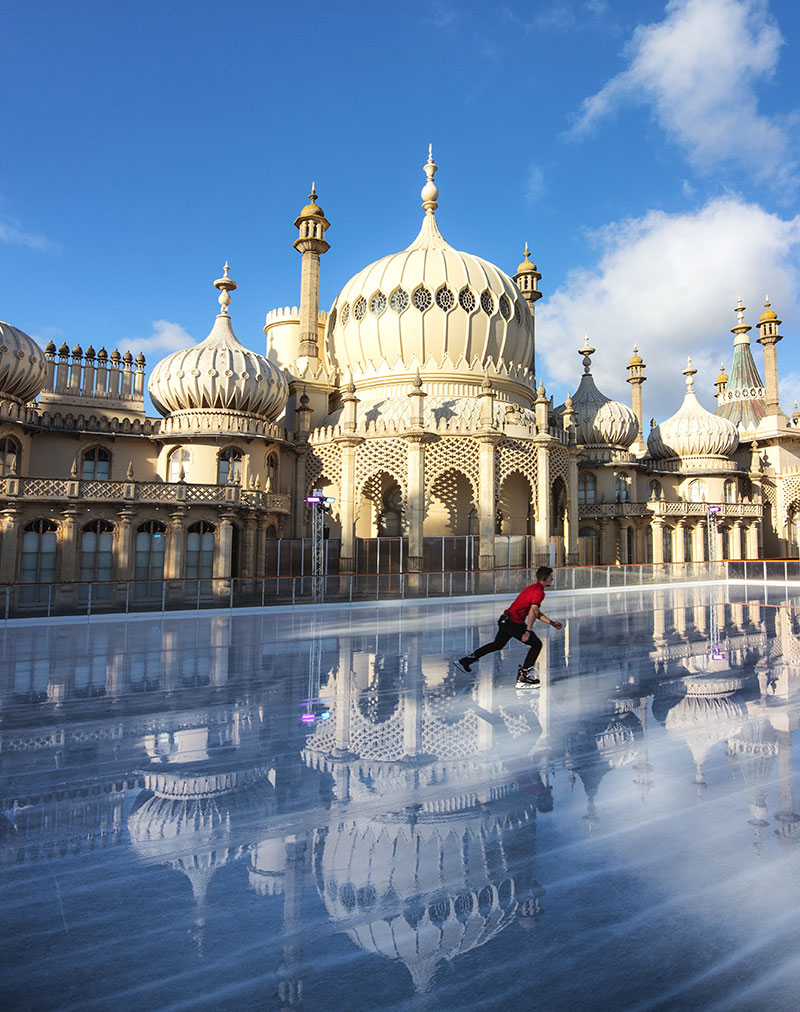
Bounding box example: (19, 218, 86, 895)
(2, 558, 795, 619)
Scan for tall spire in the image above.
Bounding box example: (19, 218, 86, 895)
(213, 262, 237, 316)
(421, 144, 439, 214)
(757, 295, 783, 418)
(580, 335, 595, 375)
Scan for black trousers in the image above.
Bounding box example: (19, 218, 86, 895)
(471, 615, 543, 669)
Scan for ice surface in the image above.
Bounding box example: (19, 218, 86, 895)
(2, 582, 800, 1011)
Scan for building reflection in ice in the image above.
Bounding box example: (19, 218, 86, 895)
(2, 585, 800, 1009)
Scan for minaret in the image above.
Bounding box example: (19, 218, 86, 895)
(714, 362, 728, 400)
(626, 345, 646, 454)
(293, 184, 330, 360)
(756, 296, 783, 419)
(513, 243, 542, 375)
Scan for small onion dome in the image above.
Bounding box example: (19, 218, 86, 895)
(716, 363, 729, 386)
(516, 241, 538, 275)
(648, 359, 738, 459)
(759, 296, 778, 323)
(148, 266, 288, 421)
(628, 346, 643, 367)
(559, 336, 638, 447)
(0, 320, 48, 404)
(45, 340, 56, 355)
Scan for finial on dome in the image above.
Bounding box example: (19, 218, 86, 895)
(214, 261, 237, 315)
(580, 334, 595, 374)
(310, 181, 317, 202)
(421, 144, 439, 214)
(683, 357, 697, 391)
(735, 297, 745, 325)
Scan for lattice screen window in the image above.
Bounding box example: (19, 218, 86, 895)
(341, 303, 350, 325)
(499, 294, 511, 320)
(353, 296, 367, 321)
(412, 287, 432, 312)
(390, 288, 409, 313)
(480, 290, 494, 315)
(435, 286, 455, 311)
(370, 292, 387, 316)
(458, 288, 476, 313)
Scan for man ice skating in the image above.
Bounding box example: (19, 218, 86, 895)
(456, 566, 563, 687)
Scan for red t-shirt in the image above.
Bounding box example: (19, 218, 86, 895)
(504, 583, 545, 624)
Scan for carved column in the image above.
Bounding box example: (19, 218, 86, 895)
(745, 521, 760, 559)
(693, 521, 707, 562)
(240, 514, 256, 579)
(116, 509, 135, 580)
(597, 517, 611, 565)
(214, 513, 235, 580)
(534, 437, 553, 565)
(674, 521, 686, 564)
(336, 436, 362, 574)
(565, 448, 580, 564)
(478, 433, 502, 570)
(293, 446, 309, 539)
(254, 516, 268, 578)
(0, 506, 20, 583)
(165, 508, 186, 579)
(634, 518, 648, 564)
(403, 433, 427, 572)
(651, 517, 664, 564)
(730, 520, 743, 560)
(59, 508, 79, 581)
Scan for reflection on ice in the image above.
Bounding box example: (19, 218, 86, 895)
(2, 584, 800, 1009)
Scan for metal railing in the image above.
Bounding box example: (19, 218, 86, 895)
(0, 560, 744, 620)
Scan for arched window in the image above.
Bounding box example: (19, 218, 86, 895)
(186, 521, 215, 580)
(167, 448, 190, 483)
(551, 478, 567, 537)
(723, 479, 736, 504)
(135, 520, 166, 581)
(265, 453, 279, 492)
(626, 526, 634, 564)
(217, 447, 243, 485)
(0, 435, 20, 476)
(688, 479, 707, 502)
(615, 472, 630, 503)
(80, 519, 114, 583)
(265, 524, 277, 538)
(578, 472, 596, 505)
(645, 526, 653, 564)
(21, 519, 58, 587)
(81, 446, 111, 480)
(648, 479, 663, 500)
(684, 524, 693, 562)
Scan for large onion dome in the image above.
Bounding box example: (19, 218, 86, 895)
(649, 360, 738, 460)
(564, 337, 638, 447)
(325, 149, 533, 399)
(148, 265, 288, 421)
(0, 320, 47, 404)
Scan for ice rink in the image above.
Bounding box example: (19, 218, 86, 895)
(2, 581, 800, 1011)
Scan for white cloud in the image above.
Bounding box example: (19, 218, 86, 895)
(536, 196, 800, 420)
(526, 164, 546, 204)
(128, 320, 196, 360)
(569, 0, 794, 186)
(0, 218, 55, 251)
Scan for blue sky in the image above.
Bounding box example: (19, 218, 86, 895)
(2, 0, 799, 420)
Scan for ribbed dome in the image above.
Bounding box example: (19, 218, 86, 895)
(148, 268, 288, 421)
(649, 361, 738, 460)
(326, 153, 533, 385)
(0, 320, 47, 404)
(563, 337, 638, 447)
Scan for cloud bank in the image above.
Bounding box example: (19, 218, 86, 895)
(570, 0, 794, 186)
(536, 195, 800, 420)
(129, 320, 196, 359)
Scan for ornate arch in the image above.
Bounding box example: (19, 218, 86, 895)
(354, 438, 407, 498)
(424, 437, 479, 498)
(496, 437, 537, 500)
